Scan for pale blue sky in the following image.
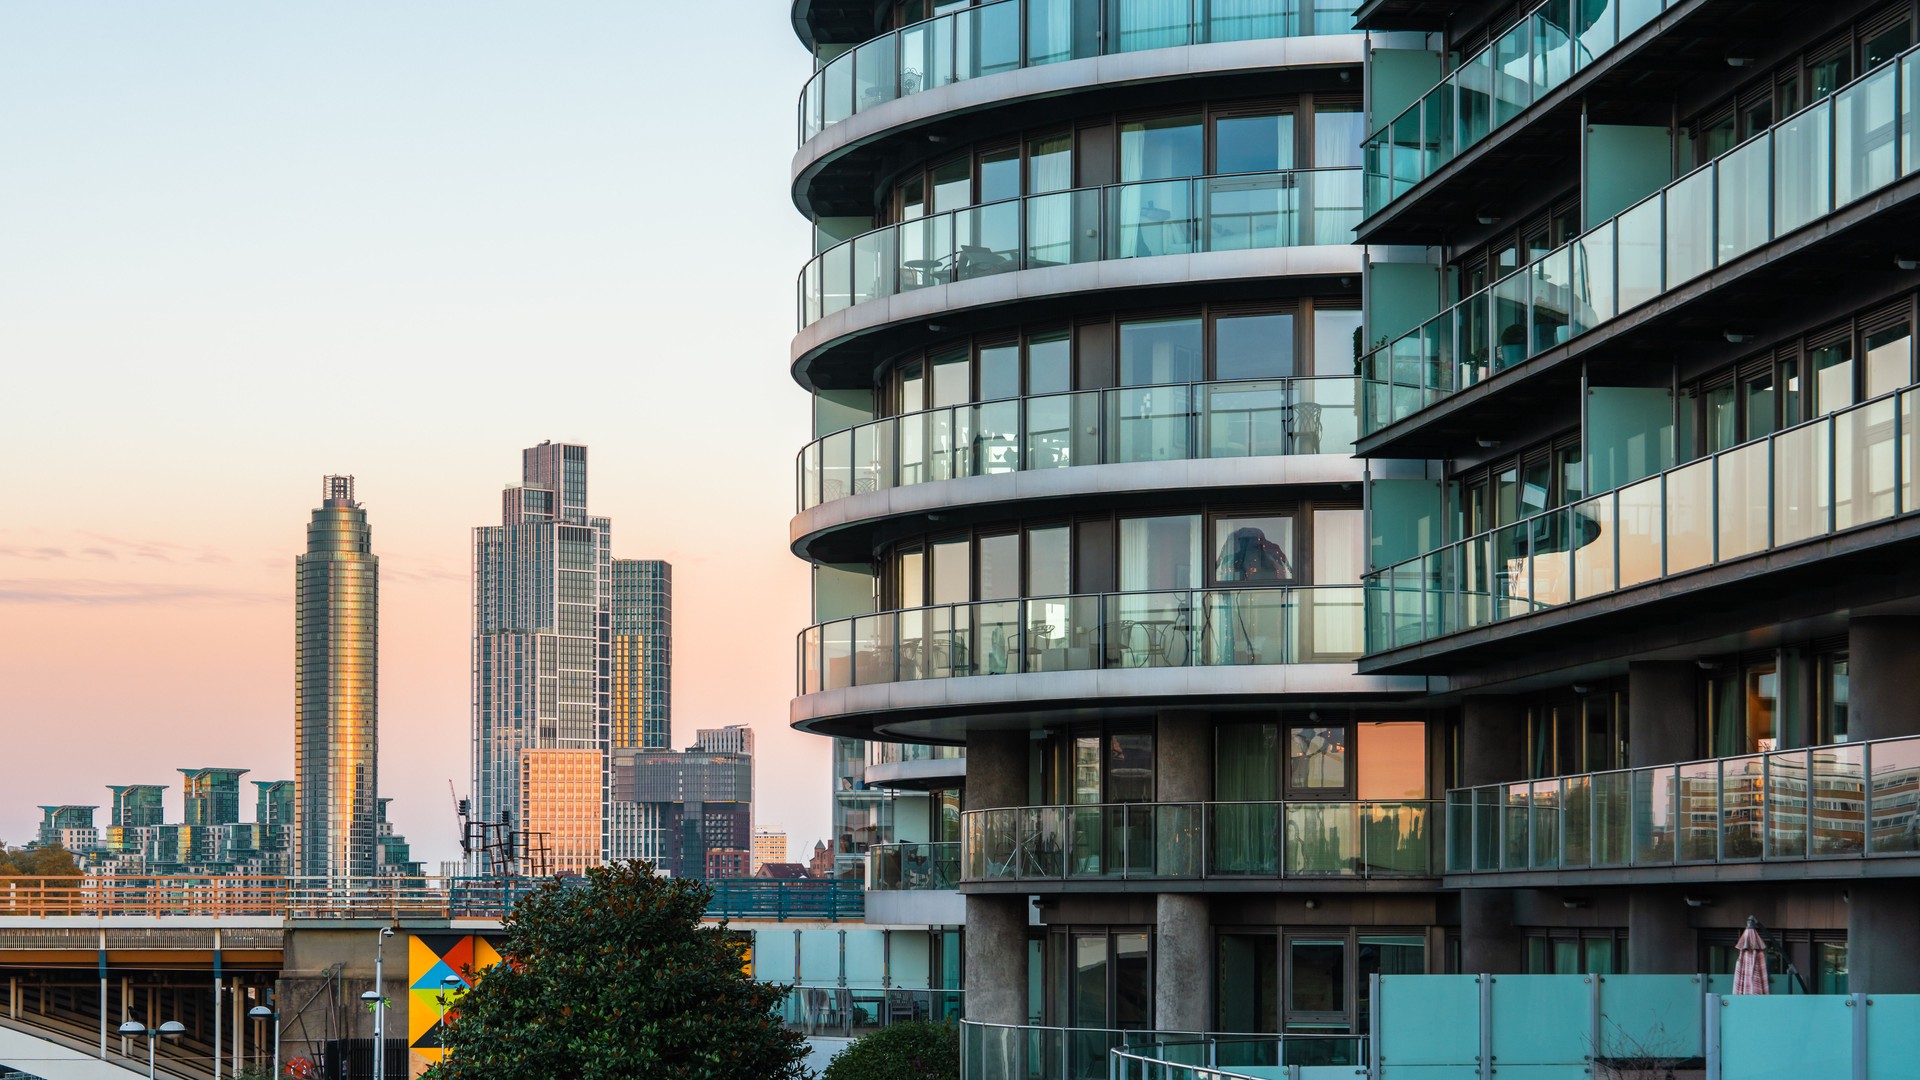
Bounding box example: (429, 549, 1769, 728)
(0, 4, 826, 863)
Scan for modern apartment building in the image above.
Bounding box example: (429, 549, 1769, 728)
(179, 768, 248, 828)
(612, 558, 673, 751)
(1353, 0, 1920, 997)
(754, 828, 789, 873)
(519, 748, 606, 875)
(294, 475, 380, 881)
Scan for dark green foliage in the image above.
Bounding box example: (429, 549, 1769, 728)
(422, 862, 811, 1080)
(821, 1021, 959, 1080)
(0, 843, 80, 876)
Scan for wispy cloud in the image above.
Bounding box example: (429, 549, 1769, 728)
(0, 578, 280, 606)
(0, 530, 233, 567)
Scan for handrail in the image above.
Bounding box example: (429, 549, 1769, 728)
(798, 166, 1362, 329)
(1443, 733, 1920, 874)
(1110, 1033, 1369, 1079)
(797, 585, 1368, 696)
(1362, 42, 1919, 434)
(866, 841, 962, 891)
(1362, 0, 1671, 216)
(959, 799, 1440, 881)
(799, 0, 1362, 147)
(959, 1020, 1336, 1080)
(1365, 379, 1920, 652)
(797, 375, 1359, 513)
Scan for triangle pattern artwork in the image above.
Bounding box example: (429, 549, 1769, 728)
(407, 931, 506, 1057)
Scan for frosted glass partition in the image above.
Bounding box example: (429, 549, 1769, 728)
(865, 841, 960, 890)
(800, 0, 1362, 145)
(1366, 386, 1920, 653)
(799, 586, 1366, 695)
(1111, 1034, 1369, 1079)
(1364, 0, 1676, 214)
(959, 1021, 1336, 1080)
(1364, 44, 1919, 433)
(799, 376, 1358, 512)
(960, 799, 1438, 881)
(800, 168, 1361, 329)
(1444, 735, 1920, 875)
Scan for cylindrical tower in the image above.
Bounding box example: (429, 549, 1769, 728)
(294, 474, 379, 882)
(784, 1, 1442, 1068)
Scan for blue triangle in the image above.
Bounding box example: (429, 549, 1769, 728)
(412, 958, 463, 991)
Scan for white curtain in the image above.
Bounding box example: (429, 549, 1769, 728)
(1112, 0, 1190, 52)
(1207, 0, 1290, 43)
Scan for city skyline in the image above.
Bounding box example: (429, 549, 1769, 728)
(0, 3, 826, 864)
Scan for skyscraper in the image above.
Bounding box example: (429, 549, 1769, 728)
(611, 559, 672, 751)
(294, 475, 379, 881)
(473, 442, 614, 865)
(179, 768, 248, 826)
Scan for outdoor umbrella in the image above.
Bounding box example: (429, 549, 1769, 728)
(1733, 916, 1770, 995)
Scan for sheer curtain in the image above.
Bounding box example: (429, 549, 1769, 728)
(1026, 0, 1074, 64)
(1025, 133, 1075, 266)
(1207, 0, 1291, 43)
(1111, 0, 1192, 52)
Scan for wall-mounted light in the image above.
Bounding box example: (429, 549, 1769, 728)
(1685, 895, 1713, 908)
(1476, 213, 1502, 226)
(1697, 658, 1721, 671)
(926, 323, 946, 332)
(1572, 684, 1591, 695)
(1476, 437, 1501, 449)
(1724, 330, 1753, 344)
(1726, 56, 1754, 67)
(1897, 256, 1919, 271)
(1561, 897, 1590, 910)
(1304, 898, 1320, 910)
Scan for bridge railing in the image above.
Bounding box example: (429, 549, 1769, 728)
(0, 875, 864, 922)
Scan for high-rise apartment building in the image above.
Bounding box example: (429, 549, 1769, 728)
(36, 806, 98, 853)
(109, 785, 165, 828)
(612, 559, 673, 751)
(615, 748, 752, 879)
(179, 768, 248, 827)
(693, 725, 754, 756)
(783, 0, 1920, 1069)
(751, 828, 786, 873)
(294, 475, 379, 881)
(519, 748, 605, 875)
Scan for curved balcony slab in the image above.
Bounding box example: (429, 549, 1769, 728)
(792, 663, 1431, 741)
(864, 888, 967, 925)
(793, 453, 1392, 562)
(793, 34, 1371, 217)
(864, 755, 967, 789)
(794, 245, 1364, 389)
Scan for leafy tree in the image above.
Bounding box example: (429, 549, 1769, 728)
(0, 843, 80, 876)
(822, 1021, 958, 1080)
(421, 861, 811, 1080)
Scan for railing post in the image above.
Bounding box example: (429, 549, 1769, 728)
(1478, 974, 1493, 1080)
(1704, 991, 1721, 1080)
(1851, 992, 1869, 1080)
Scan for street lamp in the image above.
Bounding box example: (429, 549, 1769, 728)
(367, 926, 395, 1080)
(434, 973, 465, 1057)
(117, 1019, 186, 1080)
(248, 1004, 279, 1079)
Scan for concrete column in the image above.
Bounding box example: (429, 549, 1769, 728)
(1848, 617, 1920, 742)
(1626, 890, 1695, 974)
(1156, 710, 1212, 803)
(1848, 882, 1920, 993)
(1459, 891, 1523, 974)
(1460, 697, 1525, 787)
(964, 894, 1029, 1025)
(965, 729, 1027, 811)
(1154, 894, 1210, 1030)
(1627, 661, 1698, 766)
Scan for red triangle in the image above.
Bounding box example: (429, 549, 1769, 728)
(441, 937, 475, 981)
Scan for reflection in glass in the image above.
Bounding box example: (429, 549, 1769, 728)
(1288, 726, 1347, 791)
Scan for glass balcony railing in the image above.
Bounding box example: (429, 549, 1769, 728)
(865, 741, 965, 768)
(1366, 384, 1920, 652)
(960, 799, 1439, 881)
(799, 0, 1362, 146)
(1445, 734, 1920, 874)
(798, 168, 1361, 329)
(779, 986, 964, 1039)
(1111, 1034, 1370, 1077)
(1362, 0, 1676, 216)
(1363, 45, 1918, 434)
(798, 376, 1358, 512)
(866, 840, 961, 890)
(798, 586, 1366, 695)
(961, 1022, 1323, 1080)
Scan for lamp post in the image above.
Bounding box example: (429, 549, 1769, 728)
(434, 973, 464, 1060)
(365, 926, 394, 1080)
(117, 1019, 186, 1080)
(248, 1003, 279, 1079)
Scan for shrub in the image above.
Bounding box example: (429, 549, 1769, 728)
(822, 1021, 959, 1080)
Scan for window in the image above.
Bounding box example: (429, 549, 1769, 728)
(1120, 115, 1203, 181)
(1819, 654, 1851, 743)
(979, 146, 1021, 204)
(977, 533, 1020, 600)
(1218, 934, 1280, 1032)
(1311, 508, 1364, 585)
(1120, 316, 1203, 385)
(930, 156, 971, 212)
(1312, 306, 1363, 376)
(1706, 657, 1783, 756)
(1312, 103, 1365, 169)
(1211, 514, 1295, 584)
(1028, 132, 1073, 193)
(931, 348, 969, 406)
(1061, 930, 1154, 1030)
(1287, 937, 1347, 1031)
(1213, 311, 1295, 380)
(1864, 322, 1912, 400)
(1526, 930, 1624, 974)
(930, 538, 970, 604)
(1026, 526, 1071, 596)
(1287, 724, 1348, 794)
(1027, 330, 1072, 394)
(1356, 722, 1426, 799)
(1214, 112, 1295, 174)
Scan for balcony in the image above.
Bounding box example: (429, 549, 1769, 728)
(960, 1022, 1359, 1080)
(867, 840, 961, 891)
(1445, 735, 1920, 884)
(1111, 1034, 1370, 1078)
(799, 376, 1358, 513)
(798, 0, 1361, 147)
(960, 799, 1438, 885)
(1361, 46, 1920, 456)
(1366, 384, 1920, 662)
(797, 168, 1360, 352)
(863, 742, 966, 789)
(779, 986, 965, 1039)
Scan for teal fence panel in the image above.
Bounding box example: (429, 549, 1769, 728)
(1374, 1068, 1480, 1079)
(1379, 975, 1481, 1065)
(1702, 973, 1792, 997)
(1596, 975, 1704, 1059)
(1490, 975, 1590, 1065)
(1719, 995, 1853, 1079)
(1866, 995, 1920, 1079)
(1478, 1068, 1588, 1080)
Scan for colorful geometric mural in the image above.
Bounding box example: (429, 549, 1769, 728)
(406, 932, 504, 1075)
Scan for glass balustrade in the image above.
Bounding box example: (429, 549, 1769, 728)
(1363, 0, 1676, 216)
(865, 741, 965, 767)
(800, 0, 1362, 146)
(961, 1021, 1364, 1080)
(959, 798, 1437, 882)
(799, 168, 1362, 330)
(800, 586, 1365, 695)
(1110, 1034, 1370, 1078)
(1364, 45, 1917, 433)
(798, 376, 1357, 511)
(779, 986, 964, 1039)
(1366, 384, 1920, 652)
(1444, 734, 1920, 874)
(866, 841, 962, 890)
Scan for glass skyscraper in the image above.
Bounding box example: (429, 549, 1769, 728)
(293, 474, 379, 881)
(612, 558, 672, 751)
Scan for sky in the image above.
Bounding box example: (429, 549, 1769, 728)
(0, 4, 826, 866)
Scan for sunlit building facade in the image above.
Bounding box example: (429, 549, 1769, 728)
(612, 558, 673, 751)
(519, 749, 605, 875)
(294, 474, 379, 881)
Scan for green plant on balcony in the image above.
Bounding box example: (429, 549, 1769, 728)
(822, 1020, 959, 1080)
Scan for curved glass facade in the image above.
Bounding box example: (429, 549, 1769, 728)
(799, 168, 1361, 329)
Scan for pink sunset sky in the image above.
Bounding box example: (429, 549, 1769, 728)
(0, 5, 831, 864)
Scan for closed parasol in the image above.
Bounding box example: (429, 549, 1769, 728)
(1732, 916, 1770, 995)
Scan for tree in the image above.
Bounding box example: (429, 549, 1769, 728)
(822, 1021, 958, 1080)
(0, 843, 80, 876)
(421, 862, 811, 1080)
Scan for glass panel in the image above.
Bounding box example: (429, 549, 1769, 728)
(1665, 459, 1714, 573)
(1665, 168, 1714, 284)
(1200, 588, 1299, 664)
(1214, 312, 1295, 380)
(1835, 396, 1898, 530)
(1459, 50, 1493, 148)
(1615, 475, 1662, 588)
(1447, 789, 1474, 872)
(1491, 271, 1531, 372)
(1810, 743, 1866, 856)
(1593, 770, 1630, 866)
(1834, 65, 1899, 206)
(1363, 802, 1431, 875)
(1715, 441, 1770, 560)
(1716, 134, 1771, 262)
(1286, 803, 1359, 875)
(1773, 420, 1830, 546)
(1531, 780, 1561, 868)
(1288, 725, 1348, 792)
(1773, 99, 1832, 236)
(1615, 195, 1663, 312)
(1502, 783, 1530, 869)
(1633, 766, 1676, 865)
(1108, 384, 1195, 462)
(1766, 748, 1809, 858)
(1491, 23, 1531, 127)
(1205, 380, 1292, 458)
(1211, 802, 1279, 876)
(1569, 496, 1614, 601)
(1473, 786, 1500, 871)
(1720, 755, 1765, 860)
(1562, 774, 1592, 868)
(1869, 737, 1920, 854)
(1531, 245, 1574, 351)
(1676, 761, 1718, 862)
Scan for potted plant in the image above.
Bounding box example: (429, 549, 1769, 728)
(1498, 322, 1528, 368)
